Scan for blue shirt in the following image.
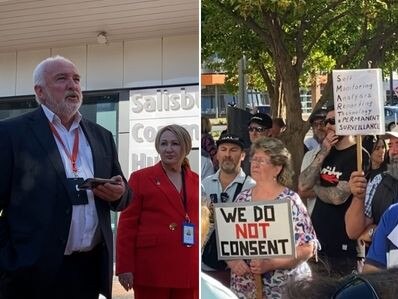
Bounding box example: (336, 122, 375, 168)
(366, 203, 398, 269)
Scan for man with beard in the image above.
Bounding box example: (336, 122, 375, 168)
(304, 108, 327, 152)
(346, 128, 398, 248)
(201, 133, 255, 286)
(299, 105, 369, 278)
(0, 56, 131, 299)
(299, 108, 327, 215)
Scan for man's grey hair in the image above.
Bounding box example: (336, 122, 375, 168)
(33, 55, 75, 103)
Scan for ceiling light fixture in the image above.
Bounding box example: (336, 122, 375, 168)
(97, 31, 108, 44)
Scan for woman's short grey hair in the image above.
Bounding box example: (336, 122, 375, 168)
(250, 137, 294, 187)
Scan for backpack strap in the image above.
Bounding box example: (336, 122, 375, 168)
(232, 175, 247, 201)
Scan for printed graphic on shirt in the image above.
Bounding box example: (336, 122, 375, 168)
(320, 166, 343, 184)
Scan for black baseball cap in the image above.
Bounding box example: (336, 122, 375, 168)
(309, 108, 327, 124)
(216, 133, 245, 149)
(248, 113, 273, 129)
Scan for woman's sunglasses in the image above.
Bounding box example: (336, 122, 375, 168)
(324, 118, 336, 126)
(248, 126, 267, 133)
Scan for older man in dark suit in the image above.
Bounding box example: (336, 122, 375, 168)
(0, 56, 132, 299)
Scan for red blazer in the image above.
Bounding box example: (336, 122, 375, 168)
(116, 162, 199, 288)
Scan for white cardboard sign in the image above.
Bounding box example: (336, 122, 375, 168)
(332, 69, 385, 135)
(213, 200, 295, 260)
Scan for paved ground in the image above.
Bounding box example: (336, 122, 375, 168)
(111, 276, 134, 299)
(97, 276, 133, 299)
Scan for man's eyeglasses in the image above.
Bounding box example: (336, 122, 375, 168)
(331, 274, 379, 299)
(324, 118, 336, 126)
(312, 120, 325, 127)
(248, 126, 267, 133)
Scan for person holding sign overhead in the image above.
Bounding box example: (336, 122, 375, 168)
(116, 124, 199, 299)
(228, 137, 318, 299)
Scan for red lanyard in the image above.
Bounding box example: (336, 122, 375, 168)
(49, 122, 79, 175)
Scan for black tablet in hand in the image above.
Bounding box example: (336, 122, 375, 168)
(78, 178, 119, 190)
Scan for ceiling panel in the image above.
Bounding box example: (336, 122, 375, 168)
(0, 0, 199, 53)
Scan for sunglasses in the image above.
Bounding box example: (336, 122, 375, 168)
(248, 126, 267, 133)
(324, 118, 336, 126)
(331, 274, 379, 299)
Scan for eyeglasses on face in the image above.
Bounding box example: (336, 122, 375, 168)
(312, 120, 325, 127)
(331, 274, 379, 299)
(324, 118, 336, 126)
(249, 157, 272, 166)
(248, 126, 266, 133)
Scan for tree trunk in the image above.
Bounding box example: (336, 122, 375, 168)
(279, 67, 307, 191)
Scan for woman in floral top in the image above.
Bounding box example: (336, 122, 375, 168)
(226, 137, 319, 299)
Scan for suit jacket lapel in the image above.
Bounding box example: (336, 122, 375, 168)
(152, 163, 186, 218)
(28, 108, 71, 195)
(80, 119, 102, 177)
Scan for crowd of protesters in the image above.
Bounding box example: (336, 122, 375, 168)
(201, 106, 398, 299)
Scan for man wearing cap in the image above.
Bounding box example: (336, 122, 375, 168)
(304, 108, 327, 152)
(346, 127, 398, 247)
(201, 133, 255, 286)
(242, 112, 273, 175)
(299, 109, 327, 215)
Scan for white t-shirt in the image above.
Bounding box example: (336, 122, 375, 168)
(201, 272, 238, 299)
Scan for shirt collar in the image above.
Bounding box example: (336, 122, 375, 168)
(41, 104, 82, 131)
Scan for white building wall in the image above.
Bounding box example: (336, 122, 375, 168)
(0, 33, 199, 175)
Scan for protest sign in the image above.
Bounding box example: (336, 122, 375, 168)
(332, 69, 385, 136)
(213, 200, 295, 260)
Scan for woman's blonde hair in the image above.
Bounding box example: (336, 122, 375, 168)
(201, 204, 210, 247)
(250, 137, 294, 187)
(155, 124, 192, 168)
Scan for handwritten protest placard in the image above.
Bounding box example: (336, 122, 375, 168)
(332, 69, 385, 136)
(213, 200, 295, 260)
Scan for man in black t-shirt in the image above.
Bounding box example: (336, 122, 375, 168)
(299, 106, 369, 278)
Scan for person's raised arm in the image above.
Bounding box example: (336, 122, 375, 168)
(345, 171, 373, 239)
(298, 137, 334, 193)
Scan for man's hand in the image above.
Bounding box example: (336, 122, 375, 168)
(321, 131, 339, 153)
(349, 171, 367, 200)
(92, 175, 126, 202)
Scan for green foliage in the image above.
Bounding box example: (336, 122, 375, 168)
(203, 0, 398, 94)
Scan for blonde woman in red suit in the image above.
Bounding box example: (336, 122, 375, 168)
(116, 124, 199, 299)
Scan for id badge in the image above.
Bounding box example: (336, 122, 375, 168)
(66, 177, 89, 205)
(182, 222, 194, 247)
